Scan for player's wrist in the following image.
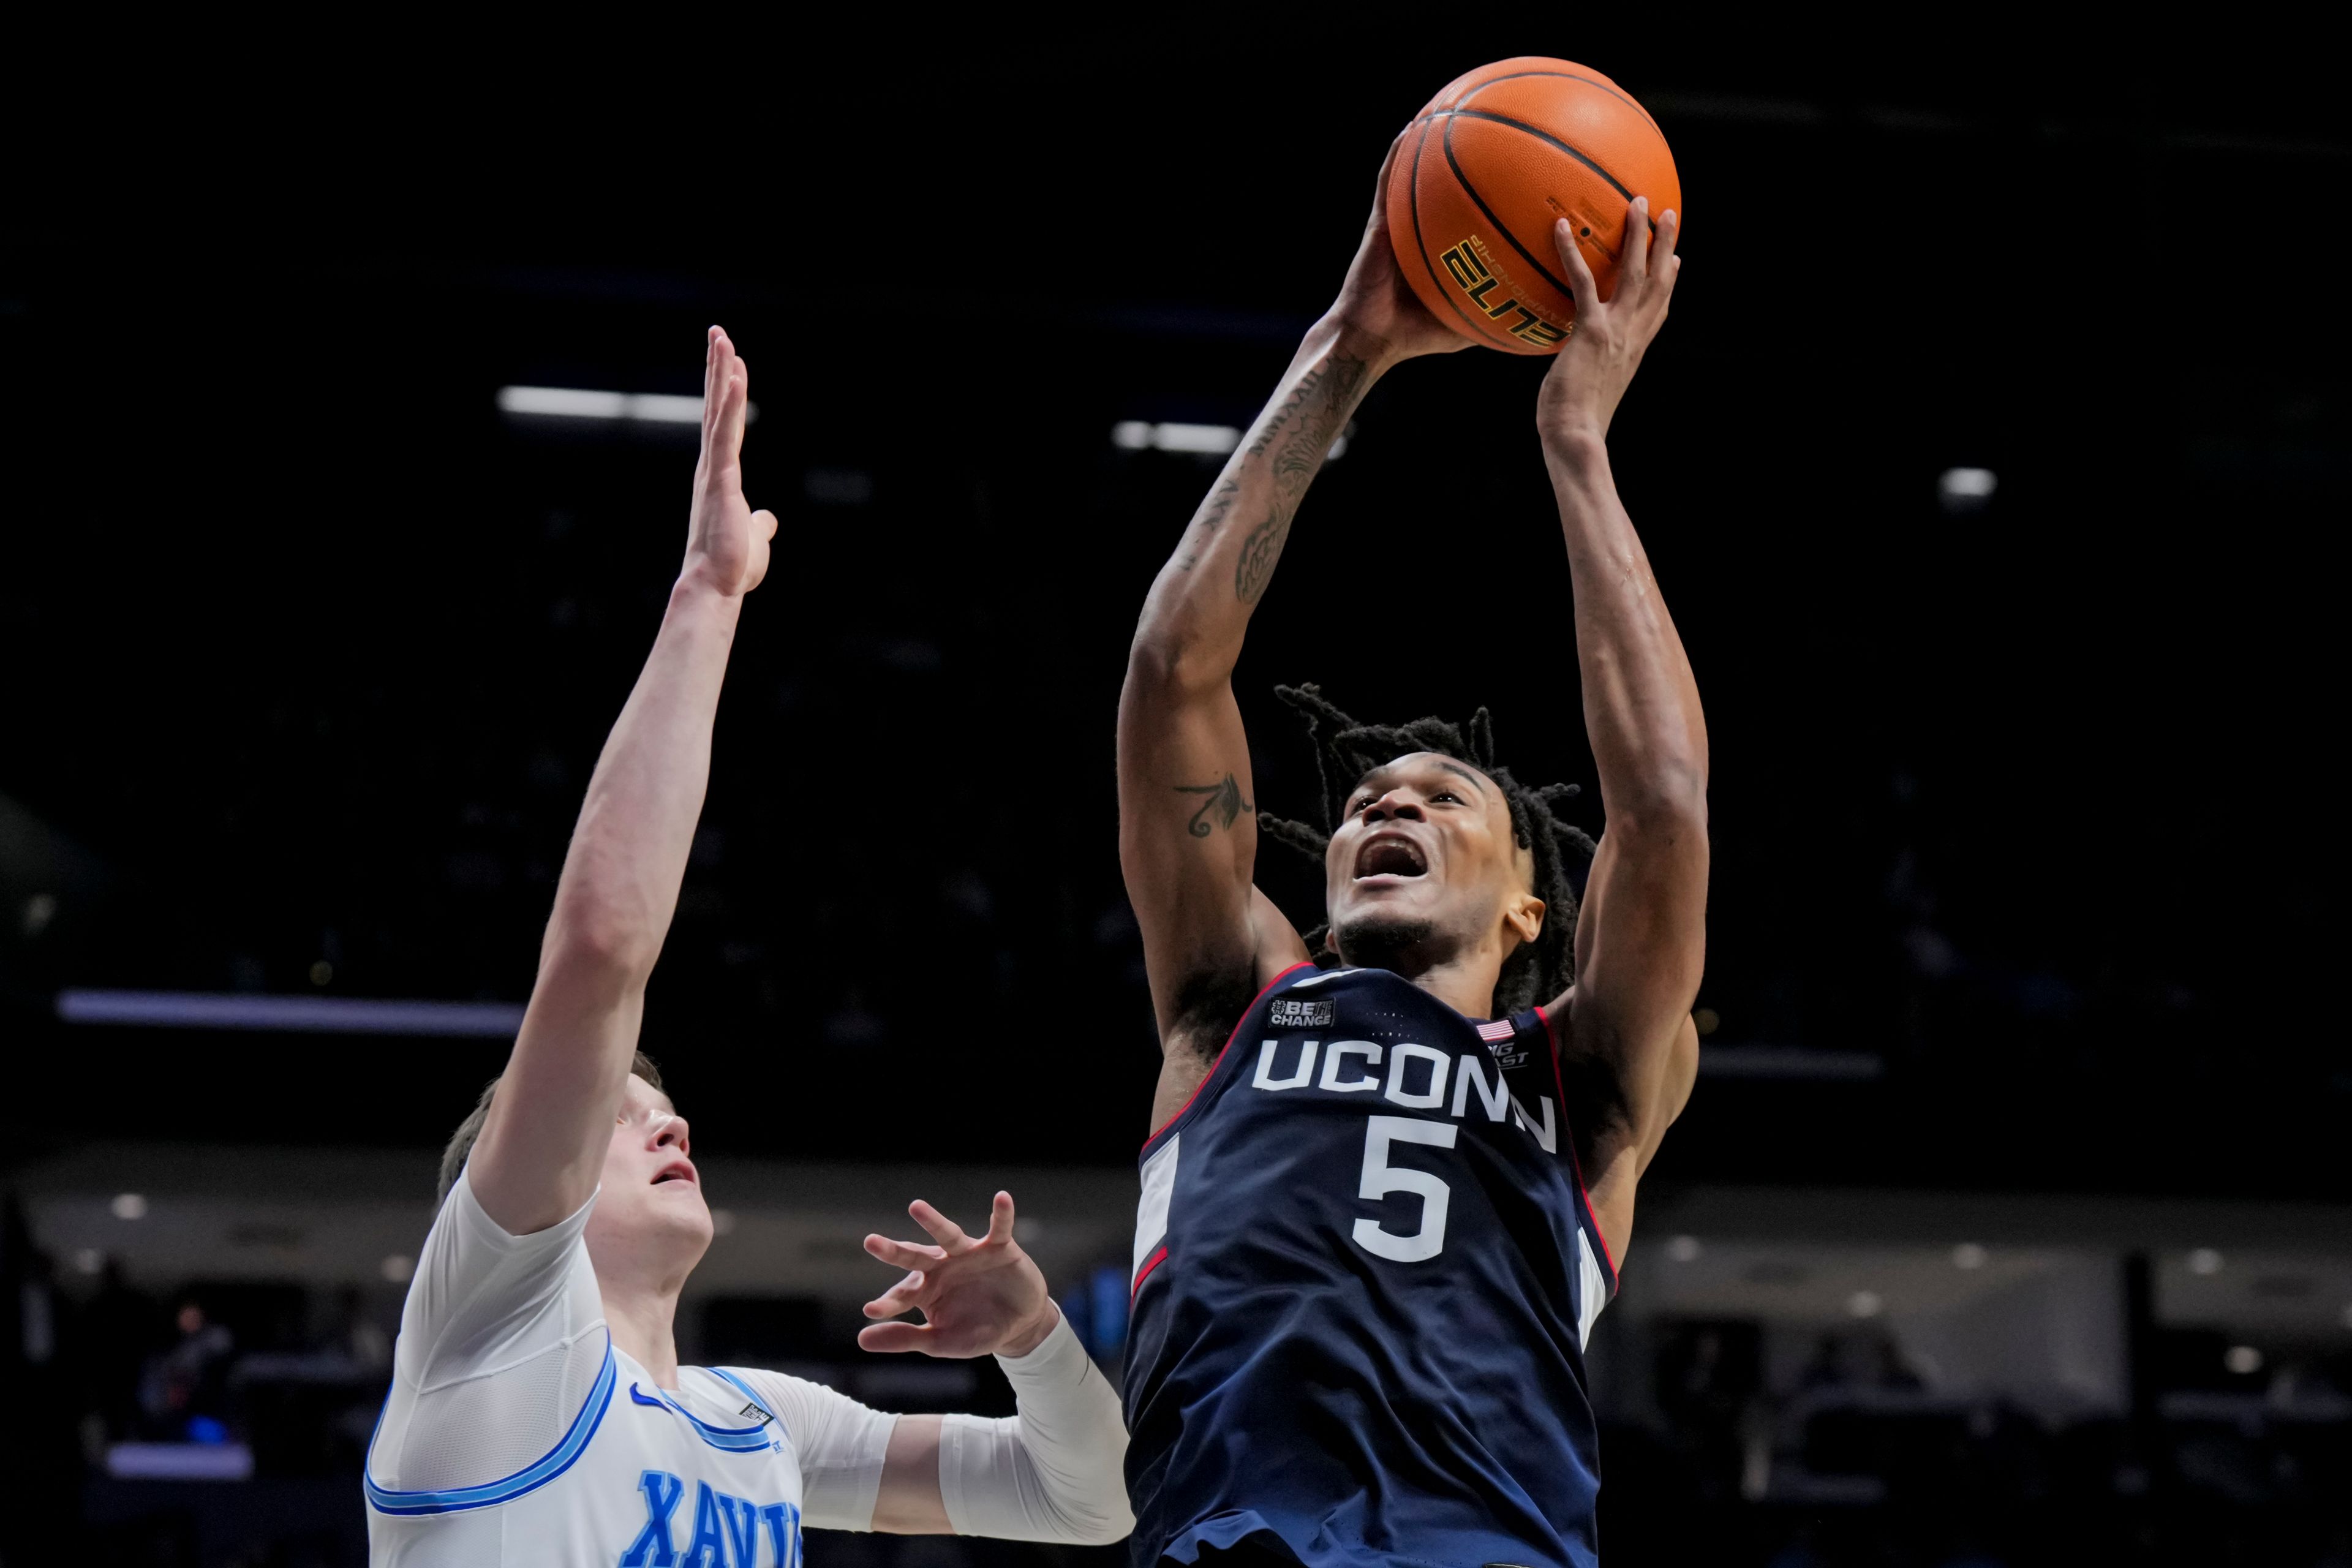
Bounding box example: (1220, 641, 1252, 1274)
(1306, 311, 1408, 375)
(671, 564, 752, 609)
(997, 1300, 1061, 1360)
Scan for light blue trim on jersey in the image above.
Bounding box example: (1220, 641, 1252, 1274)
(709, 1367, 793, 1446)
(363, 1332, 619, 1516)
(655, 1370, 775, 1452)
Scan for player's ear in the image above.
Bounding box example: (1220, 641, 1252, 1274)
(1504, 893, 1545, 948)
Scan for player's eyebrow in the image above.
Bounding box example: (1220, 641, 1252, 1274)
(1354, 760, 1491, 799)
(1429, 761, 1490, 796)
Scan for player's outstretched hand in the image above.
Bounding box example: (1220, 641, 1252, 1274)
(1536, 196, 1681, 446)
(1326, 134, 1473, 364)
(682, 326, 777, 597)
(858, 1193, 1060, 1360)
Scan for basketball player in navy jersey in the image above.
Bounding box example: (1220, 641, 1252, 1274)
(1115, 143, 1703, 1568)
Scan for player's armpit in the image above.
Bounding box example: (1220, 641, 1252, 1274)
(1552, 813, 1707, 1259)
(1144, 888, 1313, 1131)
(1117, 657, 1305, 1061)
(1636, 1013, 1701, 1177)
(1575, 1014, 1697, 1264)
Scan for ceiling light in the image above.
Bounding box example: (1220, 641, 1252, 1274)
(1110, 421, 1243, 456)
(496, 387, 755, 425)
(1666, 1234, 1702, 1263)
(105, 1442, 254, 1482)
(2223, 1344, 2262, 1376)
(380, 1254, 415, 1284)
(111, 1193, 148, 1221)
(1846, 1290, 1884, 1318)
(1937, 467, 1997, 513)
(1951, 1243, 1988, 1270)
(2188, 1248, 2224, 1276)
(56, 990, 524, 1038)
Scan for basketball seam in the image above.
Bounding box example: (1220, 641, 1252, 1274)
(1404, 113, 1517, 352)
(1445, 108, 1636, 203)
(1453, 68, 1666, 141)
(1439, 113, 1581, 322)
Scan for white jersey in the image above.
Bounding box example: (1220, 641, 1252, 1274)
(366, 1173, 897, 1565)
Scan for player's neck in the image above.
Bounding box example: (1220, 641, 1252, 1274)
(1392, 950, 1506, 1022)
(598, 1273, 685, 1388)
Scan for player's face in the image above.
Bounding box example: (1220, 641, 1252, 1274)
(1324, 753, 1540, 976)
(584, 1074, 714, 1279)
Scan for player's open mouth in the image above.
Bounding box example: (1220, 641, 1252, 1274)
(1354, 834, 1427, 880)
(652, 1160, 698, 1187)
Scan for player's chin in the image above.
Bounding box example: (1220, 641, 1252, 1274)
(647, 1183, 714, 1228)
(666, 1201, 717, 1252)
(1330, 904, 1440, 968)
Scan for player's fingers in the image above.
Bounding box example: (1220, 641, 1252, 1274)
(1552, 220, 1600, 320)
(985, 1191, 1016, 1246)
(700, 326, 721, 429)
(1621, 197, 1650, 288)
(864, 1235, 944, 1272)
(856, 1321, 932, 1354)
(865, 1267, 927, 1306)
(701, 332, 737, 469)
(754, 508, 778, 543)
(1651, 208, 1681, 275)
(709, 328, 734, 404)
(715, 364, 748, 469)
(861, 1276, 925, 1317)
(1370, 132, 1404, 216)
(908, 1199, 971, 1250)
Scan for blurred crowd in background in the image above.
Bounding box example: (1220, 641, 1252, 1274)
(9, 1189, 2351, 1565)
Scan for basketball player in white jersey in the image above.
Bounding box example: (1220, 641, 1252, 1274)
(364, 329, 1133, 1564)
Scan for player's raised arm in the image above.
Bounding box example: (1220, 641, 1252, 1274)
(1537, 200, 1709, 1254)
(464, 328, 776, 1237)
(1120, 143, 1463, 1109)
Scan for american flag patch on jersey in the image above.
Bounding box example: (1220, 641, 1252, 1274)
(1477, 1020, 1516, 1043)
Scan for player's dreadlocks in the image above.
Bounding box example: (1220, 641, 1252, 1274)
(1257, 684, 1598, 1017)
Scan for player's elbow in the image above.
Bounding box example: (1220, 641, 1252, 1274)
(1124, 627, 1228, 705)
(1076, 1509, 1137, 1547)
(1055, 1493, 1137, 1547)
(540, 903, 662, 984)
(1605, 758, 1709, 841)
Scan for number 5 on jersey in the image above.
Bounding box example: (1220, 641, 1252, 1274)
(1354, 1116, 1458, 1263)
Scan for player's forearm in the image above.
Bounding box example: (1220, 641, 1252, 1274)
(1127, 318, 1389, 690)
(936, 1314, 1134, 1544)
(541, 576, 744, 980)
(1543, 431, 1708, 827)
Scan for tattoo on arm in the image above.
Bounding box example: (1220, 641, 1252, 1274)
(1178, 479, 1242, 571)
(1175, 775, 1252, 837)
(1234, 511, 1285, 605)
(1166, 347, 1373, 591)
(1231, 350, 1370, 603)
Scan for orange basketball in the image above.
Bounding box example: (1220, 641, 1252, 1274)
(1384, 58, 1681, 355)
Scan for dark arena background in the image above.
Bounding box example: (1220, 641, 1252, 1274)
(4, 23, 2347, 1567)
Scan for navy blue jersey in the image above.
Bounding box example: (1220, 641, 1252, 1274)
(1123, 963, 1619, 1568)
